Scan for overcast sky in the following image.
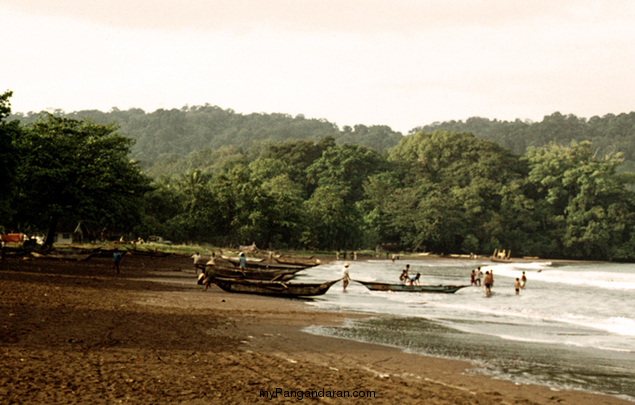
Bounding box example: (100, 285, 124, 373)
(3, 0, 635, 133)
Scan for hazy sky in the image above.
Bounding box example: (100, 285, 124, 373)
(3, 0, 635, 133)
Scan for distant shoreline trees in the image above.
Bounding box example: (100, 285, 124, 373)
(5, 94, 635, 260)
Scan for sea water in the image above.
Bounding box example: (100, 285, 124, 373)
(298, 259, 635, 401)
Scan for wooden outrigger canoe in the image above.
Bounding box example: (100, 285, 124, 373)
(490, 257, 512, 263)
(490, 249, 512, 263)
(127, 249, 171, 257)
(354, 280, 469, 294)
(212, 263, 302, 281)
(213, 277, 342, 297)
(222, 256, 307, 270)
(30, 251, 96, 261)
(273, 255, 321, 267)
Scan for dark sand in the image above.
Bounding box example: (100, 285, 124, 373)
(0, 252, 630, 404)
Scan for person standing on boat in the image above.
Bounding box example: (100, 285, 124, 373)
(470, 270, 476, 286)
(520, 271, 527, 289)
(399, 264, 410, 283)
(239, 252, 247, 270)
(342, 262, 351, 291)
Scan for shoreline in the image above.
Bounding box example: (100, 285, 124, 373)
(145, 264, 631, 404)
(1, 253, 631, 404)
(203, 290, 633, 405)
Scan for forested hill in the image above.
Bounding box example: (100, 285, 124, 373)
(10, 107, 635, 176)
(413, 111, 635, 172)
(8, 105, 404, 177)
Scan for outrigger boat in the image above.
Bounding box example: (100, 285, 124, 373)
(354, 280, 469, 294)
(213, 277, 341, 297)
(490, 248, 512, 263)
(273, 254, 321, 267)
(222, 256, 307, 270)
(212, 263, 301, 281)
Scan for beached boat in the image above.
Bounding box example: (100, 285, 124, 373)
(127, 249, 171, 257)
(212, 262, 302, 281)
(354, 280, 469, 294)
(213, 277, 341, 297)
(273, 255, 321, 267)
(222, 256, 307, 270)
(30, 251, 96, 261)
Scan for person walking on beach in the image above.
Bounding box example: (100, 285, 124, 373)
(342, 262, 351, 291)
(483, 271, 493, 297)
(191, 251, 202, 274)
(520, 271, 527, 289)
(475, 267, 482, 286)
(239, 252, 247, 270)
(202, 253, 217, 291)
(112, 248, 122, 276)
(399, 264, 410, 283)
(515, 278, 520, 295)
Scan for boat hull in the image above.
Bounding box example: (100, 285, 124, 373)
(223, 256, 307, 270)
(354, 280, 468, 294)
(273, 255, 321, 267)
(214, 277, 341, 297)
(212, 264, 302, 281)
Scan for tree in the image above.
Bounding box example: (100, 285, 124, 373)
(306, 143, 386, 203)
(0, 90, 21, 229)
(13, 113, 152, 246)
(524, 142, 635, 260)
(381, 131, 525, 253)
(303, 185, 364, 250)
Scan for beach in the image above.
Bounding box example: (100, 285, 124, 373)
(0, 252, 631, 404)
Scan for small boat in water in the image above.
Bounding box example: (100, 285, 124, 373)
(214, 277, 342, 297)
(490, 248, 512, 263)
(354, 280, 469, 294)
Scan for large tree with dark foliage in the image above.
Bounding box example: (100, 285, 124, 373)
(13, 113, 152, 246)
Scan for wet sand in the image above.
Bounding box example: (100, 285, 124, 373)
(0, 252, 630, 404)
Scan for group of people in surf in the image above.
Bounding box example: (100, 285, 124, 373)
(399, 264, 421, 285)
(471, 266, 527, 297)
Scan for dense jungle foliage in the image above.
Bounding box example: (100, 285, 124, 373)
(9, 106, 404, 178)
(4, 92, 635, 260)
(11, 106, 635, 176)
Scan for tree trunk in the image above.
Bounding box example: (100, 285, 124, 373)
(44, 214, 59, 248)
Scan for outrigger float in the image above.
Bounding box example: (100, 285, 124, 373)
(354, 280, 469, 294)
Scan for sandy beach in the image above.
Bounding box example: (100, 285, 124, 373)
(0, 252, 631, 404)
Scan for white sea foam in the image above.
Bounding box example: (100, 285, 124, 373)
(306, 259, 635, 347)
(304, 259, 635, 400)
(486, 263, 635, 290)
